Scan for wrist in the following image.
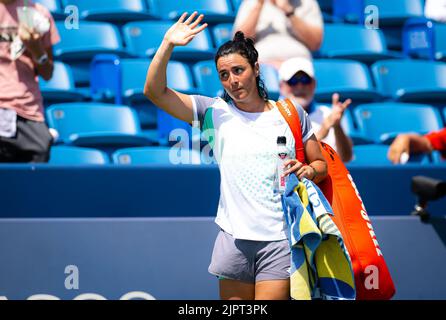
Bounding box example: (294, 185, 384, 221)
(308, 164, 317, 181)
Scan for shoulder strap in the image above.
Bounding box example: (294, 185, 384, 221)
(276, 99, 306, 164)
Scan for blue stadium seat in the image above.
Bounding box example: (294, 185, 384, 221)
(34, 0, 65, 20)
(60, 0, 156, 22)
(122, 21, 215, 61)
(193, 60, 222, 97)
(354, 102, 444, 144)
(46, 103, 155, 147)
(260, 64, 280, 100)
(54, 21, 127, 87)
(39, 62, 86, 104)
(333, 0, 424, 25)
(371, 59, 446, 103)
(349, 144, 431, 165)
(49, 146, 110, 165)
(318, 24, 401, 63)
(112, 147, 206, 165)
(212, 23, 233, 48)
(54, 21, 127, 60)
(90, 55, 196, 129)
(333, 0, 424, 50)
(403, 18, 446, 62)
(314, 59, 381, 103)
(147, 0, 235, 23)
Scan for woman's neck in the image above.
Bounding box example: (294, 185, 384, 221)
(235, 97, 271, 113)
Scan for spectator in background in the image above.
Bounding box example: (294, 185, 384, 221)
(233, 0, 323, 70)
(279, 57, 353, 162)
(0, 0, 59, 163)
(424, 0, 446, 23)
(387, 128, 446, 164)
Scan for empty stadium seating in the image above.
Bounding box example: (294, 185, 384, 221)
(318, 24, 401, 63)
(371, 59, 446, 103)
(60, 0, 156, 23)
(349, 144, 432, 165)
(333, 0, 424, 24)
(90, 55, 196, 137)
(46, 103, 154, 147)
(314, 59, 381, 103)
(39, 61, 86, 105)
(333, 0, 425, 50)
(403, 18, 446, 61)
(354, 102, 444, 144)
(122, 21, 215, 61)
(54, 21, 127, 87)
(49, 146, 110, 165)
(147, 0, 235, 23)
(212, 23, 233, 48)
(193, 60, 222, 97)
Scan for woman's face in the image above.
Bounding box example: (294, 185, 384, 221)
(216, 53, 259, 103)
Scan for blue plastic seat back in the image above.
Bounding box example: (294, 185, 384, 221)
(147, 0, 234, 23)
(314, 59, 379, 102)
(319, 24, 389, 61)
(371, 59, 446, 101)
(354, 102, 443, 144)
(260, 64, 280, 100)
(112, 147, 203, 165)
(39, 61, 85, 104)
(61, 0, 153, 22)
(435, 24, 446, 61)
(46, 103, 142, 143)
(212, 23, 233, 48)
(122, 21, 214, 60)
(40, 61, 76, 92)
(365, 0, 424, 25)
(333, 0, 424, 24)
(34, 0, 65, 19)
(350, 144, 431, 165)
(54, 21, 125, 60)
(90, 54, 122, 104)
(50, 146, 110, 165)
(193, 60, 222, 97)
(121, 59, 195, 100)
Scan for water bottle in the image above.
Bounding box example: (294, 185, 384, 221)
(276, 136, 290, 194)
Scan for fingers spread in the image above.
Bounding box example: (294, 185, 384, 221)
(184, 11, 198, 25)
(190, 14, 204, 29)
(178, 12, 188, 24)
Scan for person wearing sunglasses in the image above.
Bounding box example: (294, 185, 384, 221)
(278, 57, 353, 162)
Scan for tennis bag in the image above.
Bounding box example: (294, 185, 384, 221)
(277, 99, 396, 300)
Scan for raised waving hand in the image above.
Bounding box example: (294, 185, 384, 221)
(164, 12, 208, 46)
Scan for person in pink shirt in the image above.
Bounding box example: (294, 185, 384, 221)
(0, 0, 60, 162)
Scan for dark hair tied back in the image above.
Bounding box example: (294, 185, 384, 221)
(215, 31, 268, 102)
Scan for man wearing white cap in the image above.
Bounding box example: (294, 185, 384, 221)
(279, 57, 353, 162)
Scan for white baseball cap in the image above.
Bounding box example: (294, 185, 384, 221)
(278, 57, 315, 81)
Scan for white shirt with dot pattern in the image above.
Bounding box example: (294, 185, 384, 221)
(192, 95, 314, 241)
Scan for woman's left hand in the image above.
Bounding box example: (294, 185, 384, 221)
(282, 159, 316, 180)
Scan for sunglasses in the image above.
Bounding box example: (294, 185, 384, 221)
(286, 74, 313, 86)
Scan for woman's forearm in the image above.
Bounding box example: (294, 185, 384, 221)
(143, 39, 174, 102)
(234, 2, 264, 39)
(288, 15, 323, 51)
(309, 159, 327, 184)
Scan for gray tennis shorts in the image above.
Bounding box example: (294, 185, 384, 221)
(208, 229, 291, 283)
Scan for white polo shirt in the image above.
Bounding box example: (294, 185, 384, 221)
(192, 95, 314, 241)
